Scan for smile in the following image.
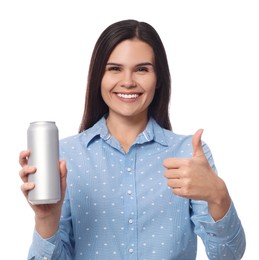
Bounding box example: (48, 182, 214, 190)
(116, 93, 140, 99)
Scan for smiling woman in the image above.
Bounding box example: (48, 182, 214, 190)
(101, 39, 157, 129)
(79, 20, 172, 132)
(18, 19, 246, 260)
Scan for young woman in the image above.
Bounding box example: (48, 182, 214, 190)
(19, 19, 246, 259)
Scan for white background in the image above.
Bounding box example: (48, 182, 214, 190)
(0, 0, 258, 259)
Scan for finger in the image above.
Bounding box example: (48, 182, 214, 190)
(163, 158, 185, 169)
(19, 150, 30, 167)
(59, 160, 67, 200)
(20, 182, 35, 197)
(167, 178, 182, 189)
(19, 165, 36, 182)
(192, 129, 204, 157)
(60, 160, 67, 178)
(164, 169, 182, 179)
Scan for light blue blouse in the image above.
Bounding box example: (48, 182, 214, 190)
(28, 117, 246, 259)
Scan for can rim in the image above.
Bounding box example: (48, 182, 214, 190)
(30, 121, 56, 124)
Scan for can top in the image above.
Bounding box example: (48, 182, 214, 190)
(30, 121, 56, 125)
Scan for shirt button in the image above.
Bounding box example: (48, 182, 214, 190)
(128, 218, 133, 224)
(127, 190, 132, 195)
(128, 248, 134, 254)
(127, 167, 131, 172)
(43, 257, 48, 260)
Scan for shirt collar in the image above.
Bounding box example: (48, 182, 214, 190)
(137, 117, 168, 147)
(80, 116, 169, 147)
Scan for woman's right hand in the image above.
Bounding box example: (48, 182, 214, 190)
(19, 150, 67, 238)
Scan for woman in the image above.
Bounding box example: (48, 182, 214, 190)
(19, 19, 246, 259)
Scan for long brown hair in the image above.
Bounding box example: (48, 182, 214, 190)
(79, 19, 172, 132)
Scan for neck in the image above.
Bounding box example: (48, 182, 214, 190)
(106, 114, 148, 152)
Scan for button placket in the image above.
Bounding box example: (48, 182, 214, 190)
(123, 149, 137, 257)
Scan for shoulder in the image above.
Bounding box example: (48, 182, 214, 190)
(59, 132, 82, 146)
(162, 128, 194, 157)
(151, 118, 193, 149)
(59, 117, 106, 150)
(153, 120, 212, 159)
(162, 127, 215, 168)
(59, 132, 86, 157)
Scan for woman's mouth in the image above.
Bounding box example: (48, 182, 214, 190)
(116, 93, 141, 99)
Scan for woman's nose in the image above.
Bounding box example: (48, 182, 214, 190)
(120, 72, 136, 88)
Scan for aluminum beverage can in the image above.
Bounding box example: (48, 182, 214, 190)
(27, 121, 61, 204)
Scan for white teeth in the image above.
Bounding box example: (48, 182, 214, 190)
(117, 93, 139, 99)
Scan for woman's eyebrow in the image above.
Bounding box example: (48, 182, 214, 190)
(106, 62, 122, 66)
(136, 62, 154, 67)
(106, 62, 154, 66)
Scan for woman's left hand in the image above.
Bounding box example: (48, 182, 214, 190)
(163, 129, 231, 221)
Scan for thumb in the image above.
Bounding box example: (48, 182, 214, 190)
(192, 129, 204, 157)
(59, 160, 67, 200)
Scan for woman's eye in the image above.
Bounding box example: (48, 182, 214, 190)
(137, 67, 148, 72)
(108, 66, 121, 71)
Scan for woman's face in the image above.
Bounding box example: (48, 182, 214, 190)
(101, 39, 157, 121)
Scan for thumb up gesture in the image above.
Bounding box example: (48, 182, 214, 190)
(163, 129, 231, 221)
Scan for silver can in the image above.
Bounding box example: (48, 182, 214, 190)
(27, 121, 61, 204)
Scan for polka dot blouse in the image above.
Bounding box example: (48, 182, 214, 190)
(28, 117, 245, 260)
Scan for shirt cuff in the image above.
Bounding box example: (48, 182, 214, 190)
(28, 230, 59, 259)
(198, 201, 242, 238)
